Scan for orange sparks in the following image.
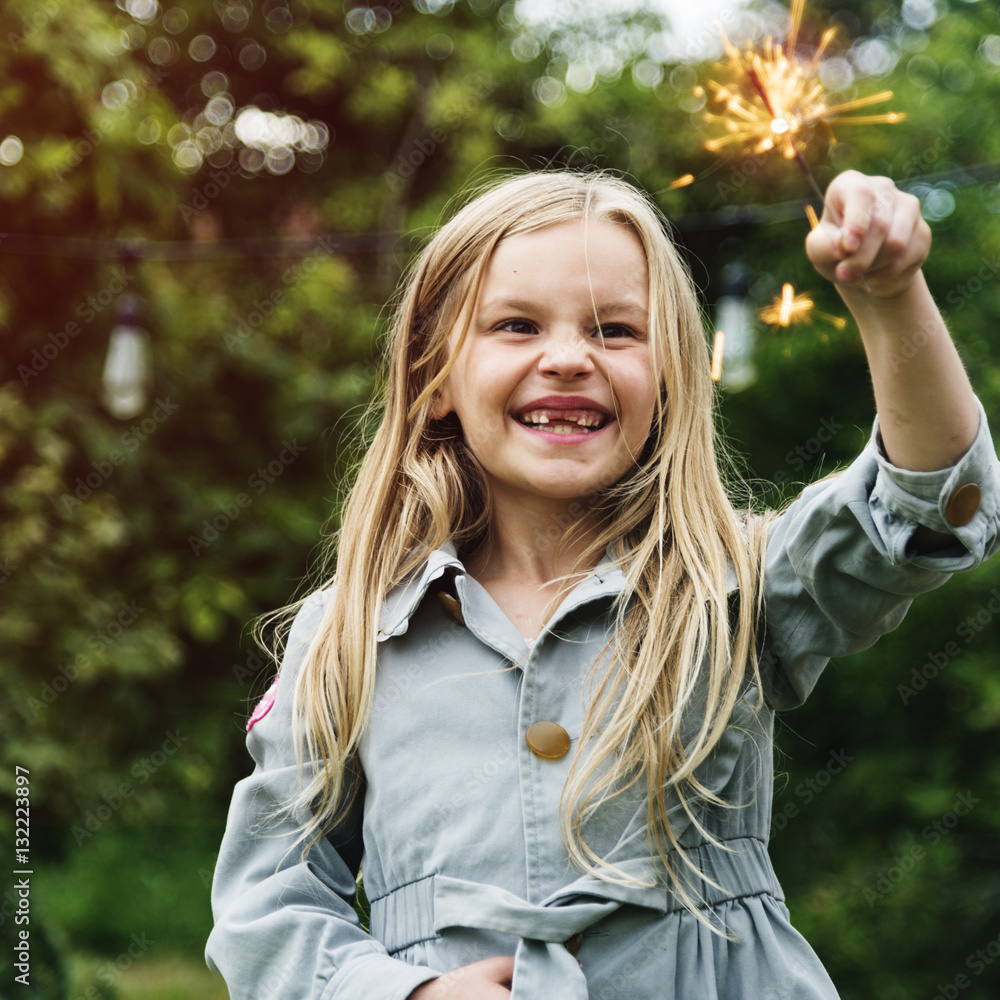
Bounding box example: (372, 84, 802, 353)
(670, 173, 696, 189)
(710, 330, 725, 381)
(702, 0, 904, 163)
(805, 203, 820, 229)
(758, 283, 847, 330)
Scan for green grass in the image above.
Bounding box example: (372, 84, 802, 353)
(66, 952, 229, 1000)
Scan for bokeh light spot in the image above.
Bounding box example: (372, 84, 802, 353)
(942, 59, 973, 91)
(126, 0, 160, 24)
(907, 54, 938, 88)
(631, 59, 663, 90)
(205, 96, 235, 126)
(148, 36, 179, 65)
(511, 33, 540, 62)
(0, 136, 24, 166)
(265, 147, 295, 175)
(221, 4, 251, 32)
(201, 71, 230, 97)
(426, 33, 453, 60)
(237, 39, 267, 70)
(345, 6, 375, 34)
(102, 81, 131, 110)
(136, 117, 162, 144)
(980, 36, 1000, 67)
(173, 141, 203, 171)
(818, 57, 854, 91)
(494, 111, 525, 140)
(162, 7, 188, 33)
(532, 76, 566, 107)
(189, 35, 217, 62)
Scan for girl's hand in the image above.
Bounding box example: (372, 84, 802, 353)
(805, 170, 931, 300)
(407, 956, 516, 999)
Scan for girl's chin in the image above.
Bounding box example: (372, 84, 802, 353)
(495, 470, 621, 503)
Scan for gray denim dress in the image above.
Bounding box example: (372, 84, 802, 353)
(206, 402, 1000, 1000)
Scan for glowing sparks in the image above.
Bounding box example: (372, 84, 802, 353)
(702, 0, 904, 164)
(671, 173, 695, 189)
(710, 330, 725, 381)
(758, 283, 847, 330)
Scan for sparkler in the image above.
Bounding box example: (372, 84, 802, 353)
(758, 283, 847, 330)
(697, 0, 890, 376)
(701, 0, 905, 200)
(710, 330, 725, 381)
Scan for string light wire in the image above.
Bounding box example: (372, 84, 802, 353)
(0, 162, 995, 261)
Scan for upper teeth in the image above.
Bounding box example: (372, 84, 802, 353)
(519, 409, 605, 429)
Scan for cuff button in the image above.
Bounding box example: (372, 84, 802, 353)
(945, 483, 981, 527)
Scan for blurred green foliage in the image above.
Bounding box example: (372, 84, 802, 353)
(1, 0, 1000, 997)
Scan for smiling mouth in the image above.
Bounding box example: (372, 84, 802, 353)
(514, 408, 610, 434)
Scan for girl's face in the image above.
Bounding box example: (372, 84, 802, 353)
(433, 217, 657, 509)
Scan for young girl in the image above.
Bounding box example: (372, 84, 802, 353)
(206, 167, 999, 1000)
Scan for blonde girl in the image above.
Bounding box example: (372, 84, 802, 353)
(206, 167, 998, 1000)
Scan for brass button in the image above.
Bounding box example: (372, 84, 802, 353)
(525, 721, 570, 759)
(437, 592, 465, 626)
(945, 483, 981, 527)
(563, 932, 584, 956)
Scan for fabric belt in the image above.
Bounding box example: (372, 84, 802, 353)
(369, 837, 781, 1000)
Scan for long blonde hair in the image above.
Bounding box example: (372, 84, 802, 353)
(265, 168, 772, 926)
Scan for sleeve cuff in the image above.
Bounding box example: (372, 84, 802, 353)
(869, 397, 1000, 569)
(323, 954, 442, 1000)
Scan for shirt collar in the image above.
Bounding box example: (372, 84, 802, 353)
(376, 541, 465, 641)
(375, 541, 628, 643)
(375, 541, 738, 643)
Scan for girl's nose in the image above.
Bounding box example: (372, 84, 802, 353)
(538, 329, 596, 378)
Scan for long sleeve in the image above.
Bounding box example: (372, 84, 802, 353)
(759, 396, 1000, 711)
(205, 590, 442, 1000)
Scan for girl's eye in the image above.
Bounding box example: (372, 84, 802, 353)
(497, 318, 536, 335)
(594, 324, 636, 340)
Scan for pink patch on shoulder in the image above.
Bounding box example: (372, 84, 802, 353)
(247, 678, 279, 732)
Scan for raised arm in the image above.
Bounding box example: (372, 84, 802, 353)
(805, 170, 980, 473)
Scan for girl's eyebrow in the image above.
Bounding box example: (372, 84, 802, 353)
(478, 296, 648, 318)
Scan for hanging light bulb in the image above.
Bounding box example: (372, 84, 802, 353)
(714, 262, 756, 391)
(102, 293, 151, 420)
